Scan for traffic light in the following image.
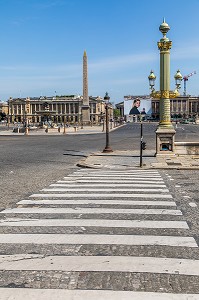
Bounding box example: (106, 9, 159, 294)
(142, 141, 146, 150)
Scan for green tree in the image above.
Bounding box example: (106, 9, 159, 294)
(113, 109, 121, 119)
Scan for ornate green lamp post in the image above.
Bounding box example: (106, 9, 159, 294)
(148, 19, 182, 154)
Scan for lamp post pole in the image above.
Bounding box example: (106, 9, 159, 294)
(24, 111, 29, 135)
(63, 116, 66, 134)
(103, 92, 113, 153)
(148, 19, 182, 155)
(81, 106, 83, 129)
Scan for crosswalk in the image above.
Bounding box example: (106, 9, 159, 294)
(0, 168, 199, 299)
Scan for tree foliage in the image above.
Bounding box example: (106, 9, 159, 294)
(113, 109, 121, 118)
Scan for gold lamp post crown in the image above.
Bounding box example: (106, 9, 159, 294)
(159, 18, 170, 41)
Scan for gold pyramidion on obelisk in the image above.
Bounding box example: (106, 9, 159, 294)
(82, 50, 90, 124)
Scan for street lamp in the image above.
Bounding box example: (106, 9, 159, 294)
(148, 69, 182, 98)
(102, 92, 113, 153)
(148, 18, 182, 155)
(148, 70, 156, 92)
(174, 69, 183, 90)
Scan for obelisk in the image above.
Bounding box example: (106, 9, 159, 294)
(82, 50, 90, 124)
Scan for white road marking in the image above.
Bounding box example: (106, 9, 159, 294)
(50, 183, 167, 188)
(0, 234, 196, 247)
(66, 175, 162, 179)
(0, 219, 189, 229)
(64, 177, 163, 181)
(41, 188, 169, 192)
(58, 179, 164, 183)
(2, 289, 199, 300)
(29, 193, 173, 198)
(73, 170, 161, 174)
(189, 202, 197, 207)
(0, 207, 182, 215)
(17, 199, 177, 206)
(1, 255, 199, 275)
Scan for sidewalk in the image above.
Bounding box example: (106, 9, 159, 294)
(0, 125, 114, 135)
(77, 150, 199, 170)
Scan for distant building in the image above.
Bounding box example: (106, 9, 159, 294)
(152, 95, 199, 119)
(115, 101, 124, 117)
(115, 95, 199, 120)
(7, 95, 113, 124)
(0, 101, 8, 115)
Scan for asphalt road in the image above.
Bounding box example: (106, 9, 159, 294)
(0, 122, 198, 210)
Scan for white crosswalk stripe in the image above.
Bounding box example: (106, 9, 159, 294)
(58, 179, 164, 183)
(0, 207, 182, 215)
(0, 234, 196, 247)
(2, 289, 199, 300)
(41, 187, 169, 192)
(29, 193, 173, 198)
(1, 255, 199, 275)
(50, 183, 167, 187)
(0, 218, 189, 228)
(16, 199, 177, 206)
(0, 168, 198, 298)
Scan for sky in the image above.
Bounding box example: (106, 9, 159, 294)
(0, 0, 199, 104)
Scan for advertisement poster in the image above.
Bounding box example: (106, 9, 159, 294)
(124, 96, 152, 121)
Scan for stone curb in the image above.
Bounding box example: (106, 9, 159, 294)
(76, 161, 199, 170)
(76, 153, 199, 170)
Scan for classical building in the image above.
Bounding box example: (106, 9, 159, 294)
(116, 95, 199, 120)
(115, 101, 124, 117)
(0, 101, 8, 115)
(152, 95, 199, 119)
(7, 95, 111, 125)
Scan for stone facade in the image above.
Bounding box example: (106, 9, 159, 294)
(0, 102, 8, 115)
(151, 95, 199, 119)
(116, 95, 199, 120)
(7, 95, 111, 125)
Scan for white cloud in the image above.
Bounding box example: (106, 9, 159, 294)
(89, 53, 157, 72)
(172, 44, 199, 60)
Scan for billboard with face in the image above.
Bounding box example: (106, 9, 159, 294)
(124, 96, 152, 120)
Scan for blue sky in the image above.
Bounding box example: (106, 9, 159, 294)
(0, 0, 199, 104)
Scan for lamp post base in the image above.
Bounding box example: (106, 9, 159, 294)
(102, 146, 113, 153)
(156, 127, 176, 156)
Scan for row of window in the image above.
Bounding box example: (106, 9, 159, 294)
(10, 103, 98, 115)
(152, 100, 198, 113)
